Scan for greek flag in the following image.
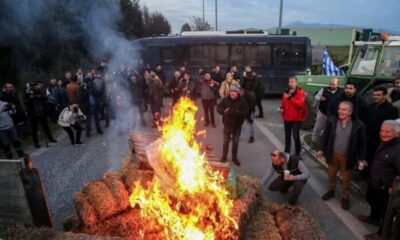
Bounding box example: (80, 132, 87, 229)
(323, 51, 344, 76)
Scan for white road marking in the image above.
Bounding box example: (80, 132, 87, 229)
(255, 121, 370, 240)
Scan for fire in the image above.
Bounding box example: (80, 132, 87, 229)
(129, 97, 238, 239)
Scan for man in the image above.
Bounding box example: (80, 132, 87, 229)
(217, 85, 249, 166)
(387, 77, 400, 116)
(0, 100, 25, 158)
(169, 70, 182, 105)
(311, 78, 342, 145)
(241, 65, 265, 118)
(177, 72, 196, 101)
(46, 78, 58, 122)
(365, 87, 398, 166)
(327, 81, 368, 123)
(66, 77, 80, 105)
(154, 64, 166, 85)
(25, 82, 57, 148)
(199, 72, 218, 128)
(0, 83, 27, 128)
(211, 65, 224, 84)
(262, 149, 311, 205)
(279, 76, 307, 156)
(130, 74, 146, 127)
(64, 71, 73, 86)
(241, 88, 256, 143)
(317, 101, 367, 210)
(362, 120, 400, 240)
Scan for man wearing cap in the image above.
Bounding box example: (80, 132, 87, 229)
(217, 85, 249, 166)
(262, 149, 310, 205)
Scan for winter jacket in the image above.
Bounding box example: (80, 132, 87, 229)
(387, 87, 400, 116)
(320, 116, 367, 170)
(58, 106, 86, 127)
(25, 90, 47, 118)
(219, 79, 240, 98)
(242, 73, 265, 100)
(211, 70, 224, 84)
(0, 100, 15, 130)
(147, 80, 164, 109)
(52, 87, 69, 109)
(177, 79, 196, 100)
(280, 87, 308, 122)
(200, 79, 218, 100)
(370, 137, 400, 189)
(66, 81, 80, 105)
(0, 90, 26, 124)
(217, 95, 249, 128)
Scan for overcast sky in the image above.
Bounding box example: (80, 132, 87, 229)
(142, 0, 399, 33)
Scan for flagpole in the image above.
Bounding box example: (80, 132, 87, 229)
(278, 0, 283, 34)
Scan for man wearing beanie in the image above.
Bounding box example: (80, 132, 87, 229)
(217, 85, 249, 166)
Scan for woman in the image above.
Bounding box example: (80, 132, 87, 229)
(58, 104, 86, 145)
(219, 72, 240, 98)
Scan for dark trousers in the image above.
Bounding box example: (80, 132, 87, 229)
(222, 126, 242, 159)
(269, 176, 307, 202)
(62, 123, 82, 145)
(30, 115, 54, 145)
(0, 127, 23, 158)
(284, 121, 301, 156)
(256, 99, 263, 116)
(366, 182, 390, 233)
(86, 109, 101, 134)
(201, 99, 215, 124)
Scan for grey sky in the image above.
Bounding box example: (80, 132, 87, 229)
(142, 0, 399, 33)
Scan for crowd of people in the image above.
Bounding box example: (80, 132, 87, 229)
(1, 59, 399, 239)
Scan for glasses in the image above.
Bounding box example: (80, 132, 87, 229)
(270, 153, 278, 157)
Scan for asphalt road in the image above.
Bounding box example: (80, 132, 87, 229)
(30, 97, 377, 239)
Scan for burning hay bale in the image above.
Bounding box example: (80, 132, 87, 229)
(73, 192, 98, 227)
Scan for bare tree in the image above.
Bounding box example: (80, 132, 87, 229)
(180, 23, 191, 32)
(190, 16, 213, 31)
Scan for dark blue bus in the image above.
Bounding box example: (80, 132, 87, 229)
(134, 32, 312, 94)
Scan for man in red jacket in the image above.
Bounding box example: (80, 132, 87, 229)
(279, 76, 308, 156)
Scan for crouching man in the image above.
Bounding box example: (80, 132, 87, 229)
(262, 149, 311, 205)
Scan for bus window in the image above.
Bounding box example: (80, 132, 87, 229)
(231, 45, 244, 67)
(244, 45, 259, 67)
(216, 45, 229, 68)
(258, 44, 271, 67)
(161, 47, 175, 65)
(273, 44, 291, 68)
(202, 45, 216, 67)
(189, 45, 203, 67)
(292, 44, 306, 68)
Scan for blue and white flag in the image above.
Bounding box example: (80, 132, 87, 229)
(323, 51, 344, 76)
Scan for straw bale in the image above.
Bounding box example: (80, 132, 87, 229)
(102, 175, 130, 212)
(73, 192, 98, 226)
(83, 181, 119, 221)
(63, 214, 82, 232)
(121, 169, 154, 193)
(270, 204, 325, 240)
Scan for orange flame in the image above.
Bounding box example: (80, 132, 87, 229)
(129, 97, 237, 239)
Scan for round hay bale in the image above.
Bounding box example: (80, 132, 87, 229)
(102, 175, 130, 211)
(83, 181, 119, 221)
(73, 192, 98, 227)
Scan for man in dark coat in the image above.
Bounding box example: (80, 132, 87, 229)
(317, 101, 367, 210)
(217, 85, 249, 166)
(0, 83, 27, 127)
(241, 65, 265, 118)
(169, 70, 182, 106)
(362, 120, 400, 240)
(130, 74, 146, 127)
(211, 65, 224, 84)
(327, 81, 368, 123)
(365, 87, 398, 166)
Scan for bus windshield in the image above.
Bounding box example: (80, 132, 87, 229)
(350, 47, 379, 76)
(379, 47, 400, 77)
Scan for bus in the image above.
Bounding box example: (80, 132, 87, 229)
(134, 31, 312, 94)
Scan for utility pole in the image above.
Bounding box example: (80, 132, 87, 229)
(215, 0, 218, 31)
(202, 0, 205, 24)
(277, 0, 283, 35)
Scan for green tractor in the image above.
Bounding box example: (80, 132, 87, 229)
(297, 36, 400, 129)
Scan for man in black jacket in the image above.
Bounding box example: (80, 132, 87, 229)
(365, 87, 398, 166)
(327, 81, 368, 123)
(317, 101, 367, 210)
(362, 120, 400, 240)
(217, 85, 249, 166)
(241, 65, 265, 118)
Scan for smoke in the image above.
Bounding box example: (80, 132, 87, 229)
(0, 0, 144, 168)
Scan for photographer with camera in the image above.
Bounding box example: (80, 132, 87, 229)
(58, 104, 85, 145)
(25, 81, 57, 148)
(0, 100, 25, 158)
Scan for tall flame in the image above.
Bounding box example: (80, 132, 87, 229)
(129, 98, 237, 240)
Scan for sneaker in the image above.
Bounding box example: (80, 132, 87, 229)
(357, 215, 380, 227)
(86, 132, 91, 138)
(220, 157, 227, 163)
(321, 191, 334, 201)
(75, 141, 84, 145)
(341, 198, 350, 210)
(248, 136, 254, 143)
(232, 158, 241, 166)
(204, 122, 210, 127)
(49, 138, 57, 143)
(97, 130, 104, 135)
(255, 115, 264, 118)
